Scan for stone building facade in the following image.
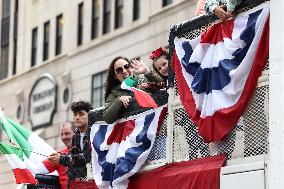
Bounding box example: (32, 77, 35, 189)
(0, 0, 197, 188)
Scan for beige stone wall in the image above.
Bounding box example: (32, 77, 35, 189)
(0, 0, 197, 188)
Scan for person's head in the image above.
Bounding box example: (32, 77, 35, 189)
(150, 47, 169, 80)
(71, 100, 92, 133)
(60, 121, 75, 148)
(105, 56, 133, 99)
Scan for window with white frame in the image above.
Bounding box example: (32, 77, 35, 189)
(162, 0, 173, 7)
(103, 0, 111, 34)
(115, 0, 123, 29)
(55, 14, 63, 55)
(91, 0, 100, 39)
(31, 27, 37, 67)
(77, 2, 84, 46)
(91, 71, 108, 109)
(43, 21, 50, 61)
(133, 0, 140, 21)
(0, 0, 10, 80)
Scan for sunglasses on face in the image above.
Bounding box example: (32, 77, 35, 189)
(115, 64, 131, 74)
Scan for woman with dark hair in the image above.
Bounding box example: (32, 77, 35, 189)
(103, 56, 168, 124)
(103, 56, 144, 123)
(104, 56, 133, 103)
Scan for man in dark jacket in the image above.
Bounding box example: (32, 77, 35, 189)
(48, 100, 92, 188)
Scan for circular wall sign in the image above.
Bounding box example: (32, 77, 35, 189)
(28, 73, 57, 130)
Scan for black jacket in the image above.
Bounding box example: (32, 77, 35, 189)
(59, 128, 92, 184)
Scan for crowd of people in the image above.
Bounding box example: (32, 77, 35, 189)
(30, 47, 171, 188)
(30, 1, 243, 188)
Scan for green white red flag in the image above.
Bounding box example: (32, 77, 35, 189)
(121, 77, 158, 108)
(0, 110, 57, 181)
(0, 142, 38, 184)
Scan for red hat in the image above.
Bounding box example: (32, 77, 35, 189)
(149, 47, 164, 60)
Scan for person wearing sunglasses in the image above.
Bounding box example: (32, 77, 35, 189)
(102, 56, 163, 124)
(103, 56, 136, 124)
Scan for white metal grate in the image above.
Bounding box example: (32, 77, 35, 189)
(143, 2, 269, 168)
(173, 107, 210, 161)
(146, 114, 168, 162)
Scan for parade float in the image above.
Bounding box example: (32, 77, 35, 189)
(2, 0, 282, 188)
(76, 0, 273, 188)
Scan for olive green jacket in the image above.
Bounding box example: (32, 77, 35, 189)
(102, 71, 162, 124)
(102, 86, 134, 124)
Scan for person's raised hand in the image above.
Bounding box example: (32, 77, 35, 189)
(131, 59, 150, 75)
(119, 96, 132, 108)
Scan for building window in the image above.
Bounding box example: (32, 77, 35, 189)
(13, 38, 17, 74)
(43, 21, 50, 61)
(103, 0, 111, 34)
(55, 14, 63, 55)
(91, 71, 108, 109)
(13, 0, 19, 75)
(0, 45, 9, 79)
(31, 27, 37, 67)
(77, 2, 84, 46)
(115, 0, 123, 29)
(162, 0, 173, 7)
(1, 0, 10, 80)
(91, 0, 99, 39)
(2, 0, 10, 19)
(133, 0, 140, 21)
(0, 121, 2, 139)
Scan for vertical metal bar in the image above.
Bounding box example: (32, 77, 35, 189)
(268, 0, 284, 188)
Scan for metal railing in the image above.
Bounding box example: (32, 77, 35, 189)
(89, 0, 269, 171)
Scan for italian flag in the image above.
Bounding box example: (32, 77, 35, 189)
(0, 110, 57, 176)
(121, 77, 158, 108)
(0, 142, 38, 184)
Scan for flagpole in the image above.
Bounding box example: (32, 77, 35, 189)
(268, 0, 284, 188)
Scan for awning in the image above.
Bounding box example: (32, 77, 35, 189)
(129, 154, 226, 189)
(70, 154, 226, 189)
